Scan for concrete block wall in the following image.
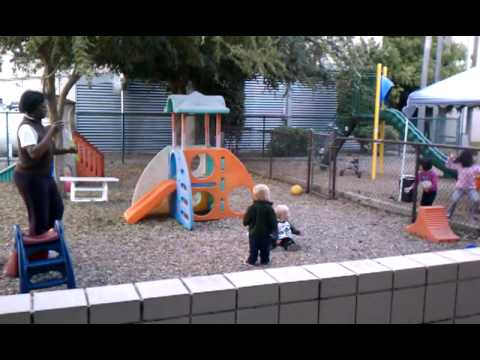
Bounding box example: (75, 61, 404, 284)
(2, 249, 480, 324)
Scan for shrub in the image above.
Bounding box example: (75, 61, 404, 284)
(269, 126, 309, 157)
(354, 124, 399, 152)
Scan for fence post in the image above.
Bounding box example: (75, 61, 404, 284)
(121, 112, 125, 164)
(411, 145, 421, 223)
(262, 116, 266, 157)
(306, 129, 313, 193)
(5, 112, 9, 166)
(268, 131, 273, 179)
(328, 132, 337, 199)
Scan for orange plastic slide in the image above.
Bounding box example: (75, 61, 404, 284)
(124, 179, 177, 224)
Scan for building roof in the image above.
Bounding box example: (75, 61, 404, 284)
(164, 91, 230, 114)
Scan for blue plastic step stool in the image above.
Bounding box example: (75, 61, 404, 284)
(14, 220, 76, 293)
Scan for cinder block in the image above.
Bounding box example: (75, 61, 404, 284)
(435, 249, 480, 280)
(303, 263, 357, 298)
(191, 311, 235, 324)
(456, 278, 480, 317)
(86, 284, 141, 324)
(391, 287, 425, 324)
(375, 256, 426, 288)
(279, 301, 318, 324)
(265, 267, 319, 303)
(237, 305, 278, 324)
(143, 317, 190, 324)
(356, 291, 392, 324)
(340, 259, 392, 293)
(424, 282, 456, 323)
(182, 275, 235, 314)
(319, 296, 356, 324)
(0, 294, 31, 324)
(224, 270, 278, 308)
(135, 279, 190, 321)
(406, 252, 457, 284)
(465, 247, 480, 257)
(33, 289, 87, 324)
(455, 315, 480, 324)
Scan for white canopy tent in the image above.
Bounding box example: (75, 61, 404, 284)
(403, 66, 480, 116)
(398, 66, 480, 201)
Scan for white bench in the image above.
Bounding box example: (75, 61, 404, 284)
(60, 177, 119, 202)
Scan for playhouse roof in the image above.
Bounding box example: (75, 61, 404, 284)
(403, 66, 480, 116)
(164, 91, 230, 114)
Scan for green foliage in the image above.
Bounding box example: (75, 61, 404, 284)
(337, 36, 468, 115)
(269, 126, 310, 157)
(353, 124, 399, 140)
(335, 36, 467, 139)
(354, 124, 399, 152)
(0, 36, 359, 128)
(93, 36, 359, 134)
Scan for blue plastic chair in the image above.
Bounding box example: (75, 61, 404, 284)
(14, 220, 76, 293)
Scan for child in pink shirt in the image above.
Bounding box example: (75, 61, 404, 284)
(405, 157, 438, 206)
(445, 150, 480, 220)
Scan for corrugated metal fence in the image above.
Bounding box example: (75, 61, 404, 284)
(75, 74, 356, 153)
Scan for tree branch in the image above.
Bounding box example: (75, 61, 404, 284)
(58, 67, 80, 120)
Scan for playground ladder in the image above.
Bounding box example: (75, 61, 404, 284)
(73, 131, 105, 177)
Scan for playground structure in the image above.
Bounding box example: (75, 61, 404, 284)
(11, 220, 76, 293)
(124, 92, 255, 230)
(405, 206, 459, 243)
(354, 64, 459, 241)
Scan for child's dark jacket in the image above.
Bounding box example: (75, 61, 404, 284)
(243, 200, 278, 239)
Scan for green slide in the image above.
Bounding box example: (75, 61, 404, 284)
(380, 108, 456, 178)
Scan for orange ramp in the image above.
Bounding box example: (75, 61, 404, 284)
(124, 180, 176, 224)
(405, 206, 459, 243)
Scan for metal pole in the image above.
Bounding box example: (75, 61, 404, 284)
(262, 116, 266, 157)
(328, 132, 337, 199)
(371, 63, 382, 180)
(5, 112, 9, 166)
(306, 129, 313, 193)
(268, 139, 273, 179)
(411, 145, 421, 223)
(121, 88, 125, 164)
(121, 112, 125, 164)
(379, 66, 388, 175)
(418, 36, 432, 133)
(398, 118, 410, 201)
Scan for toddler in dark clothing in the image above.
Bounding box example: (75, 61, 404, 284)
(243, 184, 277, 266)
(272, 204, 302, 251)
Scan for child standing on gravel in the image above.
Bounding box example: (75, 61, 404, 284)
(272, 204, 302, 251)
(445, 150, 480, 220)
(243, 184, 277, 266)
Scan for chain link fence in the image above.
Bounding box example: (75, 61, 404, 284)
(229, 124, 480, 232)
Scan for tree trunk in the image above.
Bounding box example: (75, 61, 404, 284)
(418, 36, 432, 133)
(432, 36, 444, 140)
(42, 65, 80, 198)
(472, 36, 479, 67)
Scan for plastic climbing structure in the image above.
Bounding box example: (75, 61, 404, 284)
(123, 92, 255, 230)
(73, 131, 105, 177)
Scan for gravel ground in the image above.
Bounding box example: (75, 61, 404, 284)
(0, 153, 477, 295)
(243, 152, 479, 227)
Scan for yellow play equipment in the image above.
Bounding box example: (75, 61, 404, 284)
(371, 63, 394, 180)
